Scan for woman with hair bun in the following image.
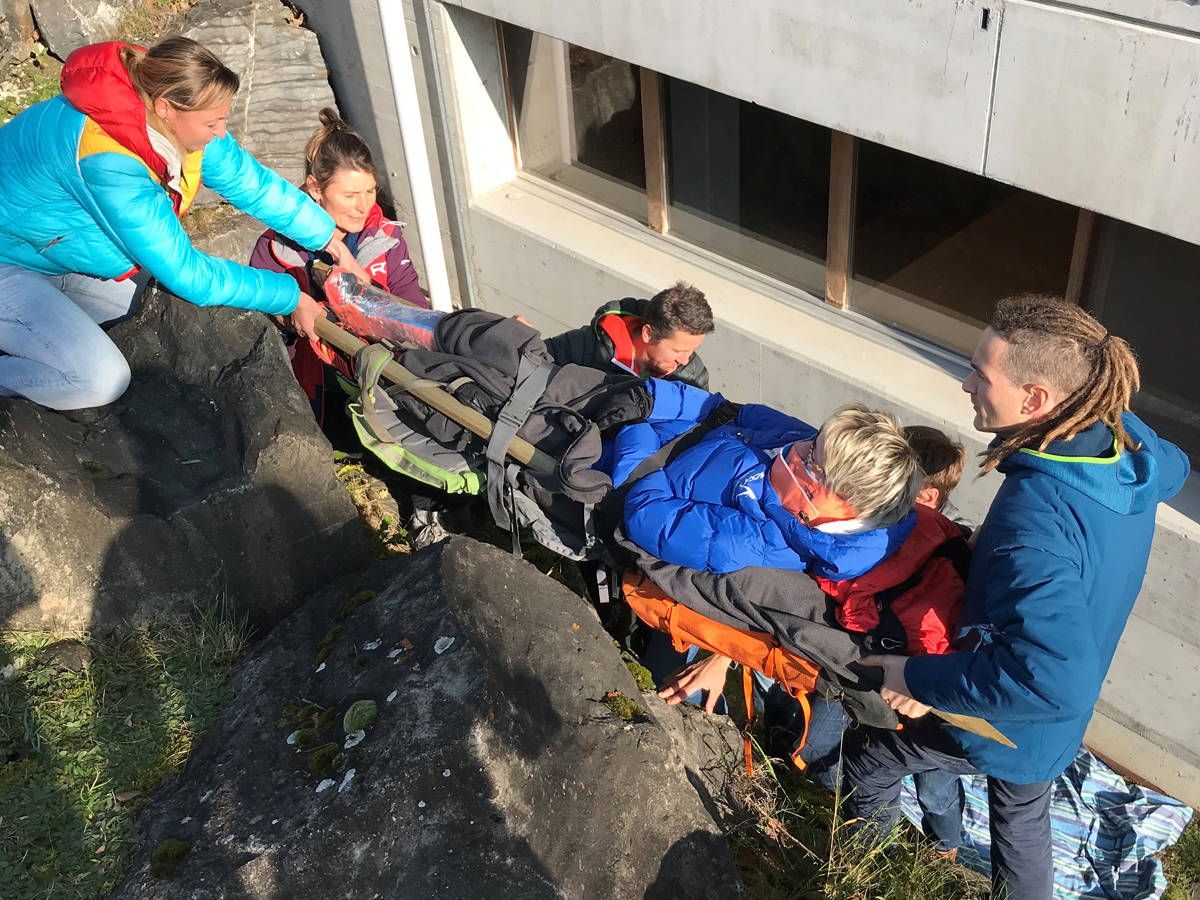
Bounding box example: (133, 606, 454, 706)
(251, 107, 428, 421)
(0, 36, 356, 410)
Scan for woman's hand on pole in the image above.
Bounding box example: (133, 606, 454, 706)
(325, 234, 373, 284)
(291, 292, 328, 346)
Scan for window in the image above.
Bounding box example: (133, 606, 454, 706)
(501, 25, 646, 221)
(849, 140, 1078, 355)
(497, 22, 1087, 361)
(1085, 218, 1200, 465)
(664, 79, 829, 295)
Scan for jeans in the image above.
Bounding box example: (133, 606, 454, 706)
(0, 264, 147, 410)
(769, 693, 965, 852)
(842, 719, 1054, 900)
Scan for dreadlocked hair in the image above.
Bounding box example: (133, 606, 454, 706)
(979, 294, 1141, 472)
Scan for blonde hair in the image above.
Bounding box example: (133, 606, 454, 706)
(820, 403, 923, 526)
(120, 37, 239, 148)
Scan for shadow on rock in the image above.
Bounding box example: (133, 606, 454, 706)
(110, 537, 744, 899)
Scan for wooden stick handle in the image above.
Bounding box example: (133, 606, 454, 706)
(313, 317, 555, 473)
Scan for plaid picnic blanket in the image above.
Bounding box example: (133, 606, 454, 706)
(900, 746, 1193, 899)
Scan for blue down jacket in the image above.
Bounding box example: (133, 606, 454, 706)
(610, 380, 916, 579)
(0, 43, 333, 316)
(905, 414, 1189, 783)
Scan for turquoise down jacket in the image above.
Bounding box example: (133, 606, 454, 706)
(0, 42, 334, 316)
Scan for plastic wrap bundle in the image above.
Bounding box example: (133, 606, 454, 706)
(323, 268, 442, 350)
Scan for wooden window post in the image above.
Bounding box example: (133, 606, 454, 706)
(639, 67, 669, 233)
(825, 130, 857, 309)
(1065, 208, 1096, 306)
(495, 21, 522, 170)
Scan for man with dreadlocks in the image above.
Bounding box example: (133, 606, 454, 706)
(842, 295, 1189, 899)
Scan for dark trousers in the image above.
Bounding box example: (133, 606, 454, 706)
(842, 720, 1053, 900)
(797, 697, 965, 853)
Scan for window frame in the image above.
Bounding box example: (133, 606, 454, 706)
(494, 22, 1093, 362)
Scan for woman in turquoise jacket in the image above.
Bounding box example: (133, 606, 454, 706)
(0, 37, 355, 410)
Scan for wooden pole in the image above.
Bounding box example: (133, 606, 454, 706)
(825, 130, 857, 309)
(312, 317, 555, 474)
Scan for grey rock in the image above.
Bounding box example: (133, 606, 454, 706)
(182, 0, 336, 206)
(1, 0, 37, 67)
(0, 211, 371, 632)
(28, 0, 141, 58)
(33, 638, 92, 673)
(111, 537, 744, 899)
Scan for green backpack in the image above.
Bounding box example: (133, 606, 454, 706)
(347, 344, 485, 495)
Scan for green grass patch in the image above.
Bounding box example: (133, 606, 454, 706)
(0, 46, 62, 126)
(1163, 814, 1200, 899)
(0, 605, 249, 899)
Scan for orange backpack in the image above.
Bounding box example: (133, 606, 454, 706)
(622, 572, 822, 772)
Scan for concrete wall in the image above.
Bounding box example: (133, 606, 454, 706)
(288, 0, 472, 300)
(303, 0, 1200, 806)
(446, 0, 1200, 247)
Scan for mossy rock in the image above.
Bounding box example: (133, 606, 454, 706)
(315, 625, 343, 665)
(307, 744, 340, 777)
(150, 838, 191, 878)
(602, 691, 644, 721)
(276, 703, 302, 728)
(315, 705, 337, 736)
(622, 654, 655, 693)
(277, 701, 323, 730)
(333, 588, 376, 621)
(291, 727, 317, 748)
(342, 699, 378, 734)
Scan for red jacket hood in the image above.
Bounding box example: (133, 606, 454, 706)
(60, 42, 169, 183)
(817, 504, 963, 599)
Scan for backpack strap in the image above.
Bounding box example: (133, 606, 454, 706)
(865, 535, 972, 654)
(485, 353, 556, 558)
(353, 343, 445, 444)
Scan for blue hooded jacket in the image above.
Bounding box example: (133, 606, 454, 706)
(612, 380, 916, 578)
(0, 43, 334, 316)
(904, 413, 1189, 783)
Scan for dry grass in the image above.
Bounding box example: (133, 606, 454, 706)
(108, 0, 199, 46)
(726, 745, 990, 900)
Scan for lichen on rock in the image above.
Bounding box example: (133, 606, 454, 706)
(342, 700, 378, 734)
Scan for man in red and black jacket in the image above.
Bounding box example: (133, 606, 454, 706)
(544, 281, 713, 390)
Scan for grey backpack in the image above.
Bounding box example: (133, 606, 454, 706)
(349, 344, 602, 561)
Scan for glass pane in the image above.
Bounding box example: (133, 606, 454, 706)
(1086, 219, 1200, 466)
(501, 24, 646, 220)
(664, 78, 829, 294)
(851, 140, 1076, 355)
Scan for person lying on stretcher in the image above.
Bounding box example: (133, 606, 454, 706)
(606, 380, 969, 707)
